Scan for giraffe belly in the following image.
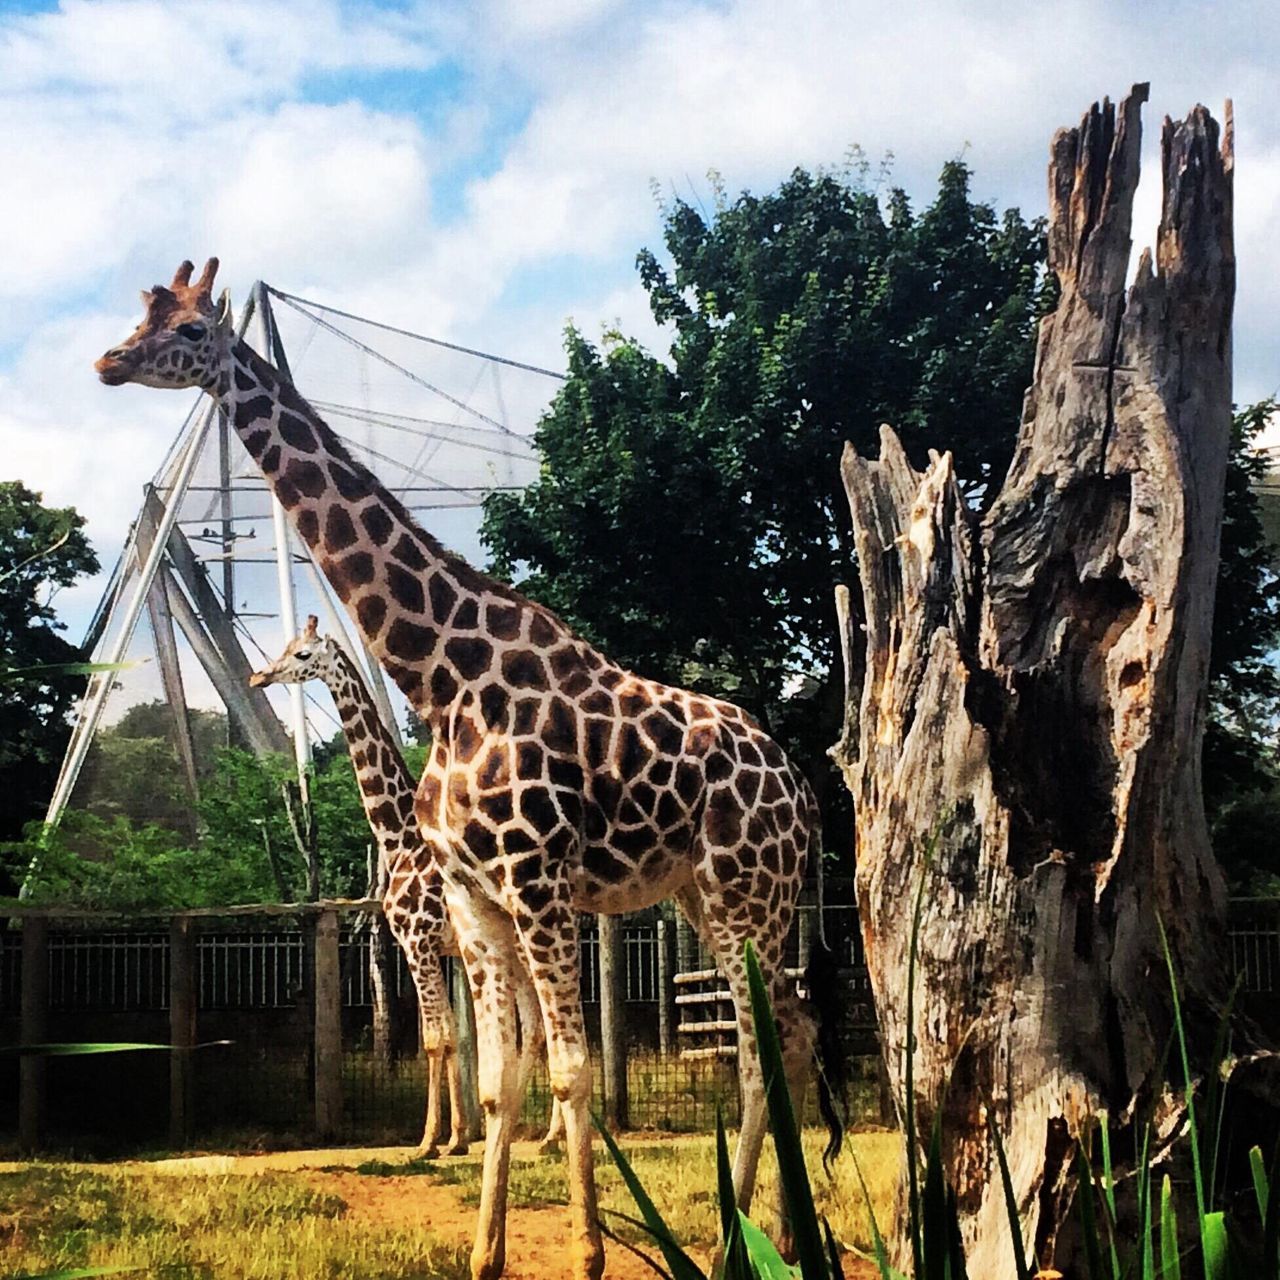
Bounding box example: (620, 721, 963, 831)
(568, 842, 690, 916)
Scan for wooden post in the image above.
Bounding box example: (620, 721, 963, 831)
(832, 87, 1237, 1272)
(169, 917, 197, 1147)
(452, 958, 481, 1141)
(599, 913, 629, 1129)
(313, 909, 343, 1140)
(18, 917, 48, 1153)
(656, 917, 676, 1057)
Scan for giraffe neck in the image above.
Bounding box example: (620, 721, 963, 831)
(322, 650, 422, 860)
(215, 338, 578, 726)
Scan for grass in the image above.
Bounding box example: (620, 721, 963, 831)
(0, 1129, 897, 1278)
(0, 1164, 470, 1279)
(371, 1128, 901, 1254)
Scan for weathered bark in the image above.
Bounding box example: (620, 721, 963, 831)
(831, 85, 1236, 1273)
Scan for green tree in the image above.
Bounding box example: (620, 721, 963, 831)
(75, 702, 230, 838)
(483, 160, 1278, 875)
(483, 161, 1050, 835)
(0, 481, 99, 847)
(1205, 400, 1280, 889)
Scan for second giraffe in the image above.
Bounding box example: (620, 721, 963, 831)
(250, 616, 561, 1155)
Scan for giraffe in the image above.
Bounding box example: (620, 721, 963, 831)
(97, 261, 826, 1280)
(248, 615, 563, 1156)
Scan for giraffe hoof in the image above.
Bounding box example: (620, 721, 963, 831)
(446, 1140, 470, 1156)
(536, 1137, 563, 1157)
(414, 1144, 441, 1161)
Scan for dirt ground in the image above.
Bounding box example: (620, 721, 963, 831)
(123, 1142, 878, 1279)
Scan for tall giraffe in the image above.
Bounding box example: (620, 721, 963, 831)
(98, 261, 828, 1280)
(248, 615, 562, 1156)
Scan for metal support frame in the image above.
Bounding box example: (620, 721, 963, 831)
(35, 292, 259, 848)
(142, 556, 200, 808)
(255, 282, 404, 751)
(254, 282, 312, 794)
(140, 489, 290, 758)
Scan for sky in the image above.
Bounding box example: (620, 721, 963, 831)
(3, 0, 1279, 652)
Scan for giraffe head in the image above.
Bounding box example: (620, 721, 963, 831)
(249, 616, 342, 688)
(96, 258, 232, 390)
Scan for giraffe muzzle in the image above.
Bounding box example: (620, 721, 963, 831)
(95, 351, 133, 385)
(248, 670, 274, 688)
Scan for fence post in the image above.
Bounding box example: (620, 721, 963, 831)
(676, 913, 696, 973)
(600, 913, 629, 1129)
(314, 908, 343, 1139)
(169, 917, 197, 1147)
(657, 917, 675, 1057)
(18, 916, 48, 1153)
(452, 959, 481, 1141)
(797, 903, 813, 969)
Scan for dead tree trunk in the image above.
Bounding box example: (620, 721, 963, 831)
(831, 85, 1235, 1273)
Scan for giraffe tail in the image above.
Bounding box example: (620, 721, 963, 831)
(803, 793, 849, 1169)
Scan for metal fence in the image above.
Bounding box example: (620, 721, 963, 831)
(4, 899, 1279, 1149)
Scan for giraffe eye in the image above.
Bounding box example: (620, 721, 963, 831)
(177, 323, 206, 341)
(295, 650, 311, 660)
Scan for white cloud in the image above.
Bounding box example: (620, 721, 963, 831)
(3, 0, 1279, 657)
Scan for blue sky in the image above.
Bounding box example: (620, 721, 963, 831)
(2, 0, 1278, 651)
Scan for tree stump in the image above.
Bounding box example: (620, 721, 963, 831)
(831, 85, 1235, 1273)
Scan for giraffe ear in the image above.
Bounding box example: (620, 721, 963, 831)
(215, 288, 234, 332)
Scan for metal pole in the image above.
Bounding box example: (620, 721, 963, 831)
(218, 407, 235, 620)
(254, 282, 312, 792)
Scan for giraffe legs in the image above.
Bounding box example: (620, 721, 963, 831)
(512, 962, 564, 1151)
(675, 881, 815, 1244)
(408, 953, 458, 1158)
(446, 884, 524, 1280)
(514, 898, 604, 1280)
(444, 1041, 469, 1155)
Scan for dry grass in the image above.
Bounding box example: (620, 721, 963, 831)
(393, 1128, 901, 1256)
(0, 1128, 901, 1277)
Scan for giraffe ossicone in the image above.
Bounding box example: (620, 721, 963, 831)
(248, 616, 562, 1156)
(100, 259, 828, 1280)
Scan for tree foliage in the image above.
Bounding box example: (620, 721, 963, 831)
(483, 161, 1050, 829)
(5, 735, 433, 911)
(483, 160, 1278, 875)
(0, 481, 99, 841)
(1205, 400, 1280, 888)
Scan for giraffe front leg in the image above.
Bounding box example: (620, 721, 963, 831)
(418, 1044, 444, 1158)
(444, 1044, 469, 1155)
(538, 1097, 565, 1154)
(513, 904, 604, 1280)
(411, 958, 454, 1158)
(448, 886, 522, 1280)
(510, 961, 558, 1150)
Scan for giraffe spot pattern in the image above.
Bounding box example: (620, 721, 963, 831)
(324, 506, 358, 553)
(279, 413, 317, 453)
(285, 459, 327, 498)
(360, 503, 394, 545)
(445, 635, 494, 682)
(385, 616, 436, 662)
(387, 563, 426, 614)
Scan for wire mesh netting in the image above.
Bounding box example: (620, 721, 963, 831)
(56, 284, 563, 820)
